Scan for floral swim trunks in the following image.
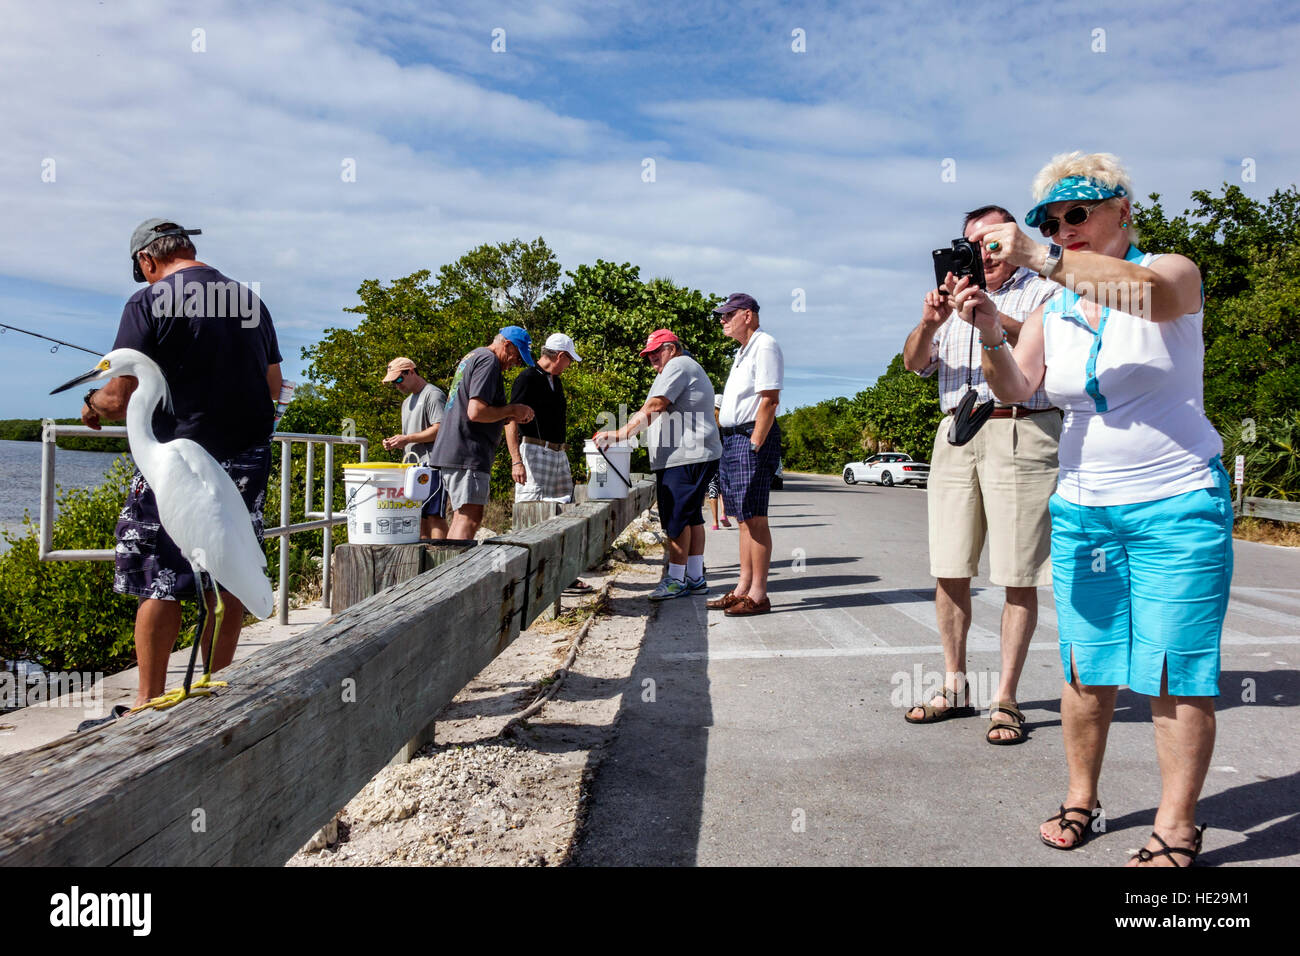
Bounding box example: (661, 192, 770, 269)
(113, 444, 272, 601)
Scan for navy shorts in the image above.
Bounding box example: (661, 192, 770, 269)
(719, 424, 781, 521)
(422, 467, 447, 518)
(655, 460, 719, 539)
(113, 444, 271, 601)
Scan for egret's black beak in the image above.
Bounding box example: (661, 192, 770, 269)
(51, 365, 107, 395)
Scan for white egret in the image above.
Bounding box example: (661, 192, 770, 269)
(52, 348, 274, 710)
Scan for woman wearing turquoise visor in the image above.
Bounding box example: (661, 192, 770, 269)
(949, 152, 1231, 867)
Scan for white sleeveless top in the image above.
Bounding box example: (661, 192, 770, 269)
(1041, 247, 1222, 506)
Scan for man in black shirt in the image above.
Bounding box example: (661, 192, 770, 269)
(505, 332, 592, 594)
(79, 219, 281, 714)
(505, 332, 581, 502)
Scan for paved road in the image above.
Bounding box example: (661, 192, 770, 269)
(575, 472, 1300, 866)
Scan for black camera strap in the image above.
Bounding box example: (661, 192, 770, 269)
(947, 313, 995, 446)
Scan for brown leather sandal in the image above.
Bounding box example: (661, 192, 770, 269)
(985, 700, 1028, 745)
(904, 681, 974, 723)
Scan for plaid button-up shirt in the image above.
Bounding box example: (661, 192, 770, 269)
(915, 267, 1057, 413)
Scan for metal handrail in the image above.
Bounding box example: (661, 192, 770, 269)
(35, 421, 367, 624)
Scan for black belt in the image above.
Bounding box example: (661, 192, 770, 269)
(719, 421, 755, 437)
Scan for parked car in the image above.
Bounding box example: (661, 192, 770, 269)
(842, 453, 929, 487)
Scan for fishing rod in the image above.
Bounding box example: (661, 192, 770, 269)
(0, 321, 102, 357)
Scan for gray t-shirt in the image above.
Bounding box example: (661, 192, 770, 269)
(430, 347, 506, 472)
(400, 383, 447, 466)
(646, 355, 723, 471)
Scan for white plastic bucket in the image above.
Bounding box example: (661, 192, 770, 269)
(584, 440, 633, 499)
(343, 463, 423, 544)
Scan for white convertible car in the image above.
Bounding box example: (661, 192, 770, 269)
(842, 453, 929, 488)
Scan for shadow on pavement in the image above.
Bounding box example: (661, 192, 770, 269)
(1104, 771, 1300, 865)
(572, 560, 712, 865)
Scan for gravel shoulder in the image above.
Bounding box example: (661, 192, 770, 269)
(288, 517, 664, 867)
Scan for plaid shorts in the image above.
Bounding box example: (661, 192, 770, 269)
(719, 424, 781, 522)
(515, 441, 574, 502)
(113, 444, 271, 601)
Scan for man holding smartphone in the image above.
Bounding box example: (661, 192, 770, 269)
(900, 206, 1061, 744)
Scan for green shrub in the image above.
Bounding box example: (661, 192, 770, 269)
(0, 456, 142, 671)
(0, 454, 278, 673)
(1220, 412, 1300, 500)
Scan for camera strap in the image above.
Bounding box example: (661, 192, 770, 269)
(947, 316, 995, 446)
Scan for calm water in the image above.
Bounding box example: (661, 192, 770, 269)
(0, 440, 126, 553)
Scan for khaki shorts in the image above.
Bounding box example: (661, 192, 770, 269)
(927, 411, 1061, 587)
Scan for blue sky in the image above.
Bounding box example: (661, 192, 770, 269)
(2, 0, 1298, 421)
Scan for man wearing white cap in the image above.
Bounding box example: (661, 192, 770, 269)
(505, 332, 582, 504)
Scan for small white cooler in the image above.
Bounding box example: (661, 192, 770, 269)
(583, 440, 633, 499)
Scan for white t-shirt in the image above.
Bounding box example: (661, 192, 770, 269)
(719, 329, 784, 427)
(1042, 249, 1222, 506)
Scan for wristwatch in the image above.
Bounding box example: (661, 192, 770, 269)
(1039, 242, 1063, 280)
(84, 388, 100, 412)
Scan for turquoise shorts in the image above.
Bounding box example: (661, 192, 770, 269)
(1049, 457, 1234, 696)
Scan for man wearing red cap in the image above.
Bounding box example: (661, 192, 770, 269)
(594, 329, 721, 600)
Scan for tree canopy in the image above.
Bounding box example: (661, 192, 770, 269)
(301, 242, 732, 487)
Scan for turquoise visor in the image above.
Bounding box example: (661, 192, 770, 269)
(1026, 176, 1128, 228)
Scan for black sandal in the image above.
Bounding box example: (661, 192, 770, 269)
(1131, 825, 1206, 867)
(1040, 801, 1103, 850)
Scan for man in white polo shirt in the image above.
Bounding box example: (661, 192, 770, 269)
(708, 293, 784, 617)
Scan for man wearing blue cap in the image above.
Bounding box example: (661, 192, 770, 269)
(430, 327, 536, 538)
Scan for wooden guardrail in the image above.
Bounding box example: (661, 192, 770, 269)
(1242, 496, 1300, 525)
(0, 481, 654, 866)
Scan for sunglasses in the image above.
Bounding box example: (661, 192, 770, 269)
(714, 310, 738, 323)
(391, 373, 406, 385)
(1038, 200, 1107, 237)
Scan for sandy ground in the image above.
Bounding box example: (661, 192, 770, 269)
(288, 514, 666, 867)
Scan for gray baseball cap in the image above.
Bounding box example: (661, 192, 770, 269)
(129, 218, 201, 256)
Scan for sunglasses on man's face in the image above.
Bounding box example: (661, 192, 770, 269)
(391, 374, 405, 385)
(1038, 201, 1107, 237)
(715, 311, 736, 323)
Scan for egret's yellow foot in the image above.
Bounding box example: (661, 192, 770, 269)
(130, 682, 222, 713)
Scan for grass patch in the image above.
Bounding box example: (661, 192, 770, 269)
(482, 497, 513, 536)
(1234, 516, 1300, 547)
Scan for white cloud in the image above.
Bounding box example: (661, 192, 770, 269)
(1, 0, 1298, 421)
